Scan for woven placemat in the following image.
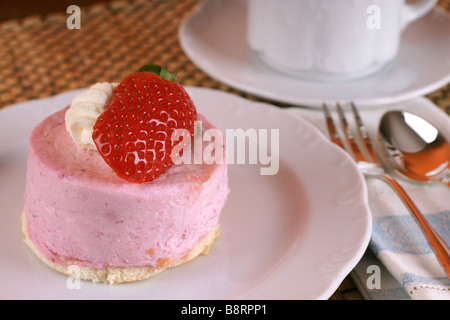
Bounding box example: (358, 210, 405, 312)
(0, 0, 449, 300)
(0, 0, 448, 111)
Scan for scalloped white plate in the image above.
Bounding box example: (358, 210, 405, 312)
(179, 0, 450, 107)
(0, 87, 371, 300)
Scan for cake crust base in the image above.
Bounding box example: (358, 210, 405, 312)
(21, 210, 220, 285)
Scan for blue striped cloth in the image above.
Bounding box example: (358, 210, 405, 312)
(352, 195, 450, 300)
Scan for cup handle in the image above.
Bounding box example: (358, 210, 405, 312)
(402, 0, 438, 29)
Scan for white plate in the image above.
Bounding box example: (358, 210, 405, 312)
(179, 0, 450, 108)
(0, 87, 371, 300)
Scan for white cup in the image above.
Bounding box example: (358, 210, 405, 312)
(247, 0, 438, 81)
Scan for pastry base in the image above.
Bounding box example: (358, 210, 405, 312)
(20, 209, 220, 285)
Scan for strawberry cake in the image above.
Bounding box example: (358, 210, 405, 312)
(21, 66, 228, 284)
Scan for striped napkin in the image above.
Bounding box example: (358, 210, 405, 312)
(287, 97, 450, 300)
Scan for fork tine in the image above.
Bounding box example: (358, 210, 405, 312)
(350, 102, 377, 163)
(322, 103, 343, 149)
(336, 103, 360, 161)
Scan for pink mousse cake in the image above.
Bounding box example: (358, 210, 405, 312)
(21, 72, 228, 285)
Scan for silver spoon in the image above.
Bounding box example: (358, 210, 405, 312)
(378, 110, 450, 187)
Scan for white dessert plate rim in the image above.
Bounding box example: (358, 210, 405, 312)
(178, 0, 450, 108)
(0, 86, 371, 300)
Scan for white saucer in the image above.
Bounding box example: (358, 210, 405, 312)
(179, 0, 450, 107)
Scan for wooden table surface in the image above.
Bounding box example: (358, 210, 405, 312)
(0, 0, 449, 300)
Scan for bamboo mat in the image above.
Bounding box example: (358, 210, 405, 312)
(0, 0, 449, 300)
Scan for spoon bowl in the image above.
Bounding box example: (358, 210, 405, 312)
(378, 110, 450, 186)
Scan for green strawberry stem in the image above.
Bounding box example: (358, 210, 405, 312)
(138, 64, 178, 82)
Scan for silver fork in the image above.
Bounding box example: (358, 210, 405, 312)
(323, 102, 450, 279)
